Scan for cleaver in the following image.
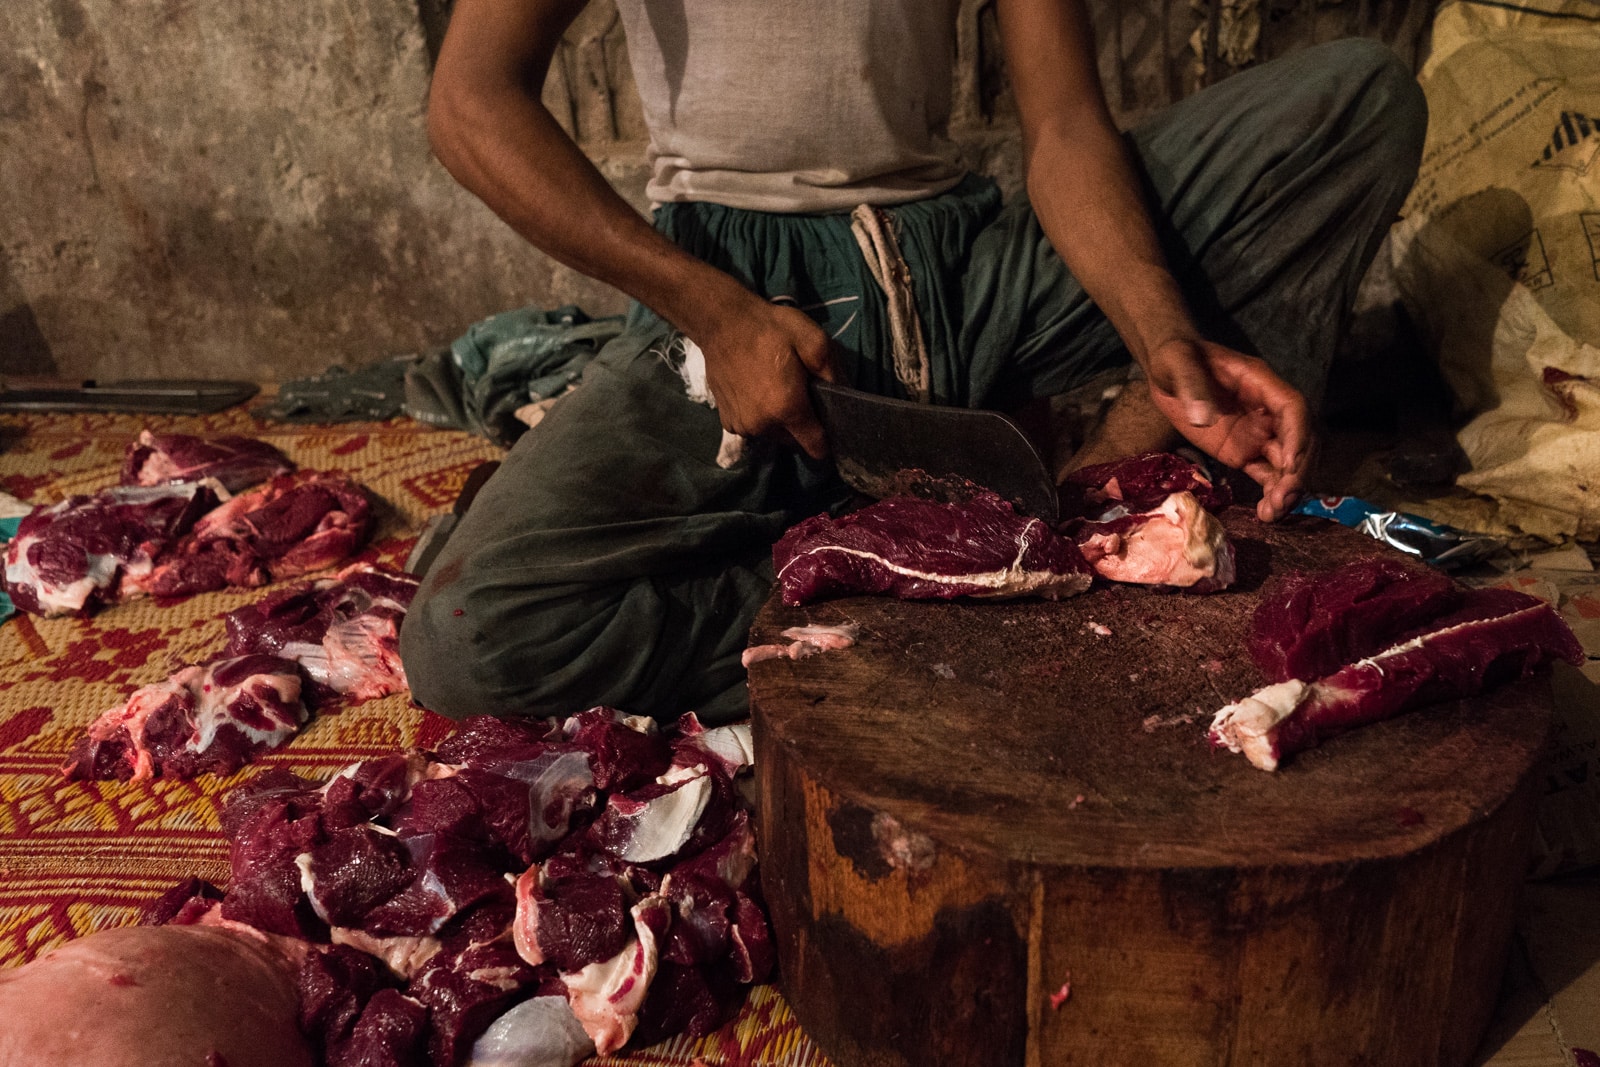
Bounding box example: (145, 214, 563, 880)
(809, 379, 1058, 522)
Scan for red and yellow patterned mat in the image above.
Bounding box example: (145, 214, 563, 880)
(0, 407, 833, 1067)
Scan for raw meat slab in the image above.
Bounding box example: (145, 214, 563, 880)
(748, 509, 1554, 1067)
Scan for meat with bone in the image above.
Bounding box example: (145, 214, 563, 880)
(669, 715, 754, 780)
(1069, 491, 1235, 590)
(120, 430, 295, 493)
(1249, 557, 1460, 683)
(224, 563, 419, 703)
(129, 473, 372, 598)
(559, 894, 671, 1056)
(1210, 587, 1584, 771)
(60, 654, 306, 782)
(2, 482, 219, 617)
(1058, 450, 1231, 519)
(0, 923, 314, 1067)
(775, 490, 1093, 606)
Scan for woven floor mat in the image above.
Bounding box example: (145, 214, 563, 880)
(0, 408, 832, 1067)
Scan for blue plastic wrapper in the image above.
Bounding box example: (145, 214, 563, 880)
(1292, 495, 1503, 569)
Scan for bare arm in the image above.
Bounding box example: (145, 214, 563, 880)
(994, 0, 1308, 520)
(427, 0, 835, 456)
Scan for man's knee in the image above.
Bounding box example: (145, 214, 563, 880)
(1320, 37, 1428, 170)
(399, 563, 514, 722)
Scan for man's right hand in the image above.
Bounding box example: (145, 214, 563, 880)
(691, 295, 839, 461)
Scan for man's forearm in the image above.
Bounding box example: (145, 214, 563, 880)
(1024, 118, 1200, 369)
(426, 1, 751, 340)
(996, 0, 1201, 370)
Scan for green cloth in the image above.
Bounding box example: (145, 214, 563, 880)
(0, 516, 22, 625)
(404, 305, 624, 446)
(258, 356, 415, 423)
(400, 39, 1428, 725)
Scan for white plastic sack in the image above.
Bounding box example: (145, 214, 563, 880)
(1393, 0, 1600, 541)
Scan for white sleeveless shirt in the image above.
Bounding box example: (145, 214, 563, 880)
(611, 0, 966, 213)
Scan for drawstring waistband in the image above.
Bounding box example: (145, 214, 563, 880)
(849, 204, 932, 404)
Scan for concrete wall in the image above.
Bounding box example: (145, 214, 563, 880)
(0, 0, 1428, 384)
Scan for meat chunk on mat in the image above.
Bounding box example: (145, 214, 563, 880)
(131, 473, 372, 597)
(61, 653, 307, 781)
(0, 924, 314, 1067)
(121, 430, 294, 493)
(1211, 587, 1584, 771)
(775, 490, 1093, 606)
(224, 562, 420, 703)
(2, 482, 218, 616)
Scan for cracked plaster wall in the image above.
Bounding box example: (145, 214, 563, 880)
(0, 0, 1427, 383)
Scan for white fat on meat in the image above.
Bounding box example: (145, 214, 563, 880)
(498, 749, 596, 846)
(79, 678, 191, 781)
(1208, 679, 1311, 772)
(315, 613, 409, 699)
(468, 995, 596, 1067)
(511, 867, 545, 967)
(742, 622, 861, 667)
(189, 662, 305, 752)
(329, 926, 441, 980)
(3, 538, 120, 616)
(561, 706, 656, 739)
(608, 771, 713, 864)
(1078, 492, 1233, 588)
(562, 896, 667, 1056)
(672, 720, 755, 777)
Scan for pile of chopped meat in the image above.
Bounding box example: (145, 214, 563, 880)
(62, 563, 420, 782)
(130, 708, 768, 1067)
(1210, 559, 1584, 770)
(4, 432, 371, 616)
(61, 654, 308, 782)
(126, 473, 373, 599)
(773, 452, 1235, 607)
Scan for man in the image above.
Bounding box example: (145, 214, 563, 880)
(402, 0, 1426, 724)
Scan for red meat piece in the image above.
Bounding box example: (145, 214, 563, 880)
(1212, 587, 1585, 770)
(1249, 558, 1461, 683)
(133, 473, 371, 598)
(60, 654, 306, 782)
(121, 430, 294, 493)
(775, 491, 1093, 606)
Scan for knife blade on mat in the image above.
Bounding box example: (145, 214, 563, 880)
(809, 379, 1059, 522)
(0, 378, 258, 415)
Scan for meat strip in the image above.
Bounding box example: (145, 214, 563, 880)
(1210, 588, 1584, 771)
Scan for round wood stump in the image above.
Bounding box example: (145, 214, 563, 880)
(747, 511, 1551, 1067)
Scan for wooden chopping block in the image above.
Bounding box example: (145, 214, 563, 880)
(747, 510, 1551, 1067)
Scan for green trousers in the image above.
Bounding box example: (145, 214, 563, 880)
(400, 38, 1427, 724)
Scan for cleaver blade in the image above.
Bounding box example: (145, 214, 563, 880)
(809, 379, 1059, 522)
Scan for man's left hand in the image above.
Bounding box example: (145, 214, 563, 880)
(1144, 339, 1310, 522)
